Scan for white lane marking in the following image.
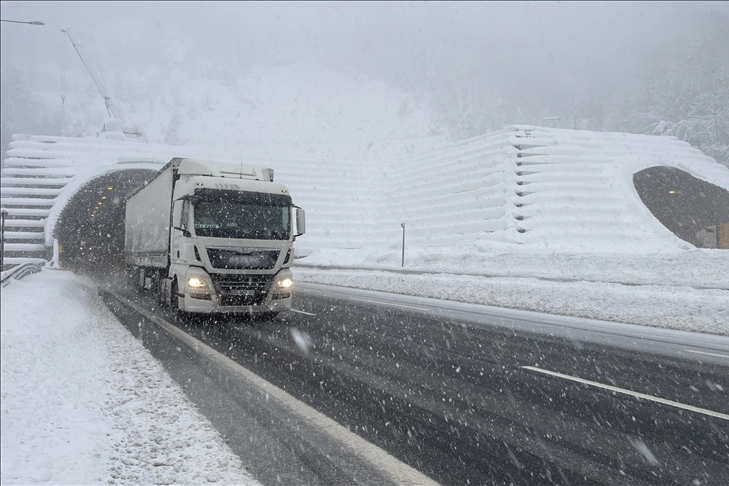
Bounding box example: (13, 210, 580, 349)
(291, 309, 317, 316)
(684, 349, 729, 359)
(521, 366, 729, 421)
(111, 291, 437, 486)
(349, 297, 429, 312)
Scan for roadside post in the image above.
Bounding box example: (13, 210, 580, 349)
(401, 222, 406, 267)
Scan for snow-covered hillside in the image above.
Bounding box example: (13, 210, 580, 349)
(147, 63, 434, 144)
(37, 61, 444, 162)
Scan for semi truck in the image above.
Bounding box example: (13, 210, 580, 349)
(125, 157, 305, 317)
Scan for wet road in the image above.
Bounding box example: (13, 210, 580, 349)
(100, 281, 729, 486)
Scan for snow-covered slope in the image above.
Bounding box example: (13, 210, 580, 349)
(142, 63, 434, 146)
(39, 62, 439, 155)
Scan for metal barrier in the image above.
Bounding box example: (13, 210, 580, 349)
(1, 262, 44, 287)
(1, 209, 6, 267)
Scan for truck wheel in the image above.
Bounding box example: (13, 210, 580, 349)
(171, 279, 180, 311)
(156, 272, 167, 304)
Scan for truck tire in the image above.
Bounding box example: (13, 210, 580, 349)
(171, 279, 180, 311)
(139, 268, 146, 290)
(155, 272, 166, 304)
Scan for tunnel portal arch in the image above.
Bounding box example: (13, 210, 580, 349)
(54, 168, 158, 274)
(633, 166, 729, 247)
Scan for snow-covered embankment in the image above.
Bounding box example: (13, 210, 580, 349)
(0, 269, 259, 485)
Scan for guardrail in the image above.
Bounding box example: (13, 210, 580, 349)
(1, 262, 44, 287)
(1, 209, 6, 265)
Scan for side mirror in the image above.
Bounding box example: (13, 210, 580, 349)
(295, 207, 306, 237)
(174, 227, 191, 238)
(293, 248, 312, 260)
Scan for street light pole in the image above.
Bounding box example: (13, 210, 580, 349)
(1, 19, 45, 25)
(1, 17, 44, 269)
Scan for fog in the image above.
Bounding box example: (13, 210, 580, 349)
(2, 1, 728, 159)
(2, 2, 717, 91)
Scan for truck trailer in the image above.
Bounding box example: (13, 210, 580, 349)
(125, 157, 305, 317)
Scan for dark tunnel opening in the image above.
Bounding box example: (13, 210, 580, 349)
(633, 166, 729, 247)
(54, 169, 158, 276)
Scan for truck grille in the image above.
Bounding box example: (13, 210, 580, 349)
(207, 247, 280, 270)
(210, 274, 274, 306)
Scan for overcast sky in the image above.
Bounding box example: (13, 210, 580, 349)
(2, 1, 726, 106)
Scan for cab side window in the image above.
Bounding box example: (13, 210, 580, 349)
(180, 200, 190, 232)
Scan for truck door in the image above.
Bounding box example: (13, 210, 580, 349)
(171, 199, 191, 262)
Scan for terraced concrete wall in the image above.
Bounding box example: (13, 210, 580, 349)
(279, 125, 728, 255)
(3, 126, 728, 269)
(387, 126, 728, 253)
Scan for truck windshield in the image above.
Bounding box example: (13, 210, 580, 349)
(193, 200, 290, 240)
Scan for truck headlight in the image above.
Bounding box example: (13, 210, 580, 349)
(187, 277, 209, 289)
(275, 269, 293, 290)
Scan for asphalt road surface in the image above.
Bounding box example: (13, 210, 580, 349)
(100, 281, 729, 486)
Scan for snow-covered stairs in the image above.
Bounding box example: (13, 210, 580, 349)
(1, 137, 75, 269)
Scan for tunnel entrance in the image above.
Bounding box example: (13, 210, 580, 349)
(633, 166, 729, 247)
(54, 169, 157, 276)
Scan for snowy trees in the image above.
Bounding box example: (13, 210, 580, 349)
(569, 101, 606, 132)
(423, 9, 728, 169)
(0, 66, 57, 160)
(617, 12, 729, 167)
(427, 54, 529, 140)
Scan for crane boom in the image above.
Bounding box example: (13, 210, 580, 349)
(61, 26, 143, 138)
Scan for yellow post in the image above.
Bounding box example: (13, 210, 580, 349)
(719, 224, 729, 249)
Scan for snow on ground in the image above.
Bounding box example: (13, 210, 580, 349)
(0, 269, 259, 486)
(293, 248, 729, 336)
(294, 267, 728, 336)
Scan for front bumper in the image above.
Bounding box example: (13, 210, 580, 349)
(182, 290, 292, 314)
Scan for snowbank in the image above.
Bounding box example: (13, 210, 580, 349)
(294, 248, 729, 336)
(293, 266, 728, 336)
(0, 269, 259, 486)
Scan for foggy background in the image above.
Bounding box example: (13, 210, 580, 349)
(2, 1, 728, 165)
